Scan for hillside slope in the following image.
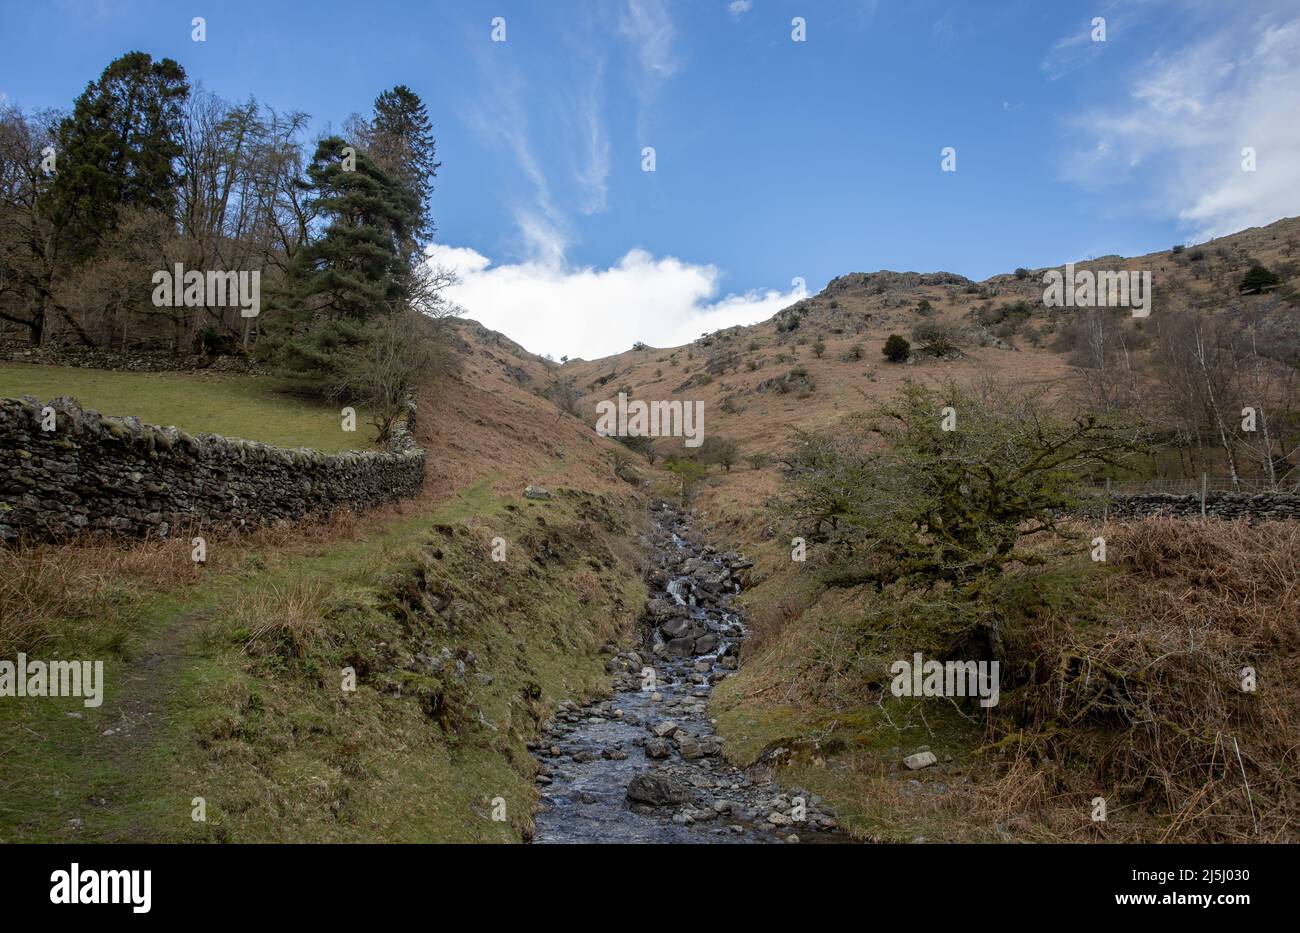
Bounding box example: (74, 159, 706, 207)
(560, 215, 1300, 460)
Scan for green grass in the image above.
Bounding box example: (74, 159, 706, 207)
(0, 486, 647, 843)
(711, 679, 984, 842)
(0, 363, 373, 452)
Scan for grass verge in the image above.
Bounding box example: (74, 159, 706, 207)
(0, 485, 646, 842)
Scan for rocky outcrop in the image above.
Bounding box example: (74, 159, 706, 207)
(0, 395, 425, 542)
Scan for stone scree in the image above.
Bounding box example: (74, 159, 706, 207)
(0, 395, 426, 542)
(1099, 491, 1300, 522)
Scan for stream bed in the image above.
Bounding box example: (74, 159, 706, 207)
(530, 500, 848, 844)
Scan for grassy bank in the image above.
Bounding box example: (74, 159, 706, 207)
(0, 484, 647, 842)
(704, 504, 1300, 843)
(0, 363, 371, 451)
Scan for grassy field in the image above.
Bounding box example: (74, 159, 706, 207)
(0, 483, 647, 843)
(0, 363, 373, 452)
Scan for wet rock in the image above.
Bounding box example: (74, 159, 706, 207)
(666, 637, 696, 657)
(694, 633, 720, 654)
(698, 736, 724, 757)
(529, 503, 845, 844)
(676, 734, 703, 759)
(659, 616, 695, 638)
(627, 773, 691, 806)
(648, 599, 688, 623)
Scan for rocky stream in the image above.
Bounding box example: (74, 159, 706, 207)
(529, 500, 848, 844)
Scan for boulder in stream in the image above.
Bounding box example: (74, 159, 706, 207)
(626, 773, 691, 806)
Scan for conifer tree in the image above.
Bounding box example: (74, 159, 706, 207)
(365, 85, 440, 253)
(47, 52, 189, 261)
(260, 136, 419, 375)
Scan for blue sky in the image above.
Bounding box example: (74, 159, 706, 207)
(2, 0, 1297, 358)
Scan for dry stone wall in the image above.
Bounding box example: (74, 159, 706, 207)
(0, 395, 425, 542)
(1096, 491, 1300, 522)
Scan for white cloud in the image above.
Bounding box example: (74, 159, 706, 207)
(427, 244, 802, 360)
(574, 67, 611, 215)
(1059, 13, 1300, 240)
(1041, 29, 1105, 81)
(1041, 2, 1129, 81)
(728, 1, 753, 18)
(620, 0, 679, 79)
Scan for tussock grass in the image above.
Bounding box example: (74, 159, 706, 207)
(233, 579, 335, 660)
(0, 535, 202, 657)
(0, 506, 397, 660)
(716, 513, 1300, 842)
(996, 517, 1300, 842)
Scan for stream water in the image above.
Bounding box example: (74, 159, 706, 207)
(530, 501, 847, 844)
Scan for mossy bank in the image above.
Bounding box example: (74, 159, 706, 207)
(0, 487, 647, 843)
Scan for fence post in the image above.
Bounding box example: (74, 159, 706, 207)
(1104, 478, 1110, 523)
(1201, 472, 1208, 519)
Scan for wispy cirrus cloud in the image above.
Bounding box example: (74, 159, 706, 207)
(461, 59, 569, 263)
(462, 13, 618, 262)
(1058, 8, 1300, 240)
(572, 58, 611, 216)
(932, 9, 958, 47)
(1041, 2, 1126, 80)
(618, 0, 681, 142)
(619, 0, 679, 78)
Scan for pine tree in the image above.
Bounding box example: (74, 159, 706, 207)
(46, 52, 189, 261)
(260, 136, 419, 375)
(1239, 264, 1281, 294)
(365, 85, 440, 252)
